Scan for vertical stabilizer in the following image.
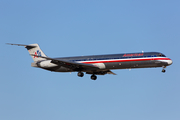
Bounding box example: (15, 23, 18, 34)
(25, 44, 47, 62)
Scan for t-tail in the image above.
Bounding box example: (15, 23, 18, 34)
(6, 43, 47, 62)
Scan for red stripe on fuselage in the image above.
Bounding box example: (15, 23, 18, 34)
(81, 57, 171, 64)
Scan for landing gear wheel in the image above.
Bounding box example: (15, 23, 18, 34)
(162, 69, 166, 73)
(77, 72, 84, 77)
(91, 74, 97, 80)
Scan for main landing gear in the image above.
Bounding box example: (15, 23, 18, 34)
(77, 72, 97, 80)
(77, 72, 84, 77)
(91, 74, 97, 80)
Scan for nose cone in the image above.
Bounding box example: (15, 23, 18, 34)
(168, 59, 173, 65)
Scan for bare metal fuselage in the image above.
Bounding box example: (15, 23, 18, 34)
(35, 52, 172, 74)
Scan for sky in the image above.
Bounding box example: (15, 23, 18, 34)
(0, 0, 180, 120)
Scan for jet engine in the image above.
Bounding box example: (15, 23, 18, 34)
(37, 60, 58, 68)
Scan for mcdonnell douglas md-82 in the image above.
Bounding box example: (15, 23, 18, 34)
(7, 43, 173, 80)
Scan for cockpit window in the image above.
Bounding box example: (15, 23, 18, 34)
(158, 53, 166, 57)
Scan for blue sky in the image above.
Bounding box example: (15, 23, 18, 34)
(0, 0, 179, 120)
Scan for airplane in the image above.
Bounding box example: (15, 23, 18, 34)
(7, 43, 173, 80)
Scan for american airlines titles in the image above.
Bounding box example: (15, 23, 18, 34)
(123, 53, 143, 57)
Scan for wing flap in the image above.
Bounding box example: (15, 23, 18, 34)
(107, 70, 117, 75)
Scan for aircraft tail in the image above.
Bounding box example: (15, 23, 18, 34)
(26, 44, 47, 62)
(7, 43, 47, 62)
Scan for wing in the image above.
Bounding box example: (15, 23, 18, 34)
(31, 54, 99, 71)
(107, 70, 117, 75)
(31, 54, 117, 75)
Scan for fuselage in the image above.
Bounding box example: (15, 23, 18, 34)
(53, 52, 172, 73)
(8, 43, 173, 80)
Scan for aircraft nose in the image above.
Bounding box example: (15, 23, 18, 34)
(168, 59, 173, 65)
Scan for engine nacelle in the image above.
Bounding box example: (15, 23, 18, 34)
(37, 60, 58, 68)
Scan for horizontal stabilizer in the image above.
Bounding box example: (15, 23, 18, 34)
(6, 43, 36, 47)
(7, 43, 47, 62)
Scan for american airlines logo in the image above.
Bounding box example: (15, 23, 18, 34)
(34, 50, 41, 58)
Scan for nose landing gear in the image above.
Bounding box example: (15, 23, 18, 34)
(162, 69, 166, 73)
(162, 66, 166, 73)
